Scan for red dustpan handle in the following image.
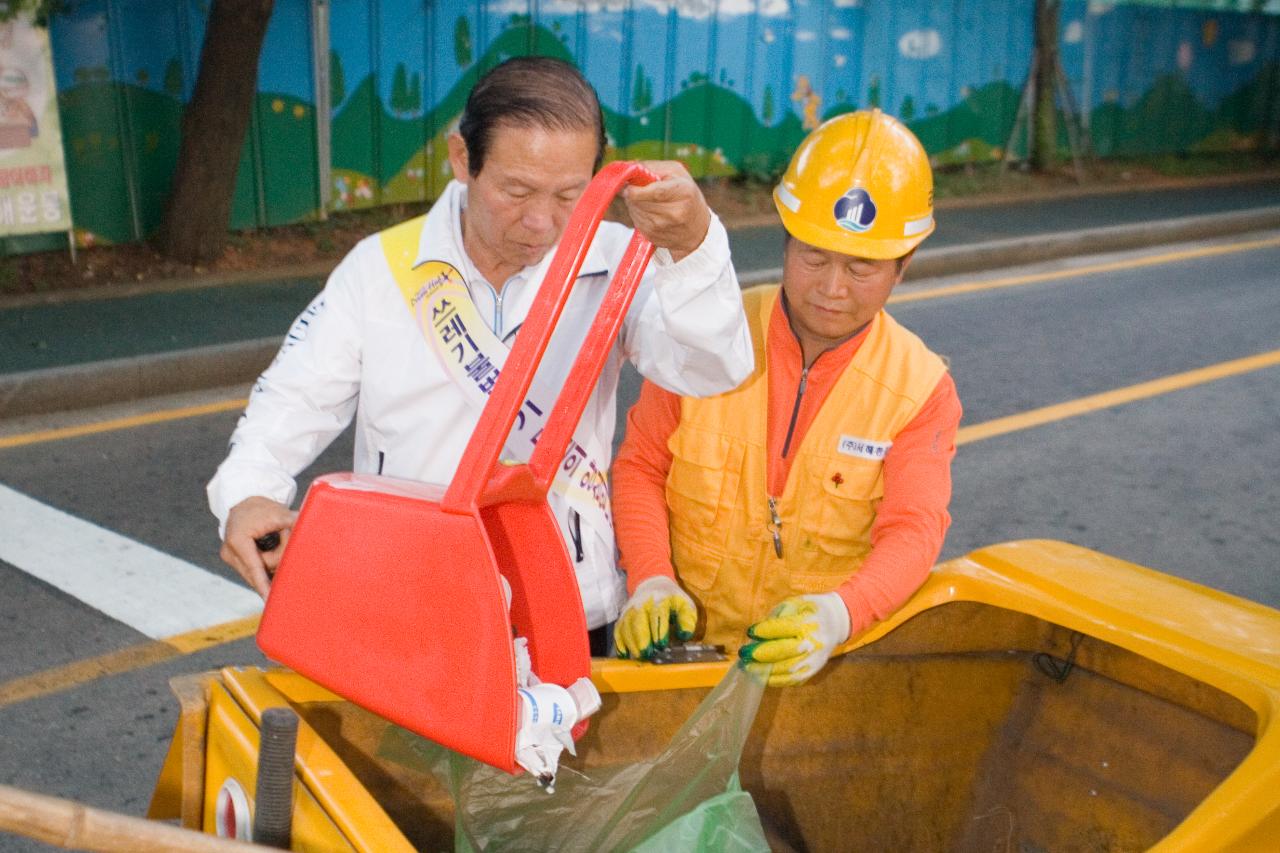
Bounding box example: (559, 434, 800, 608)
(441, 161, 658, 514)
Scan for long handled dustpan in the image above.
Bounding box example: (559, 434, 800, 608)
(257, 162, 658, 772)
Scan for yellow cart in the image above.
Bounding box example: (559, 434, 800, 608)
(131, 540, 1280, 852)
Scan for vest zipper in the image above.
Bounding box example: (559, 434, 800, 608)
(772, 356, 818, 559)
(780, 366, 809, 458)
(771, 297, 832, 560)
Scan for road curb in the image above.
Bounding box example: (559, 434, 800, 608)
(0, 338, 278, 419)
(5, 206, 1280, 420)
(908, 204, 1280, 280)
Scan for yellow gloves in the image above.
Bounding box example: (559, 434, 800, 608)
(739, 593, 851, 687)
(614, 576, 698, 660)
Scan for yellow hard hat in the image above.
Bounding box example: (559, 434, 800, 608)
(773, 109, 934, 260)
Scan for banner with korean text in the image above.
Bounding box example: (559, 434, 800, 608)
(0, 13, 70, 235)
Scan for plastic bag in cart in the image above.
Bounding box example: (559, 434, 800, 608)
(378, 666, 770, 852)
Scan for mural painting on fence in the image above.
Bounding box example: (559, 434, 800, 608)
(46, 0, 1280, 248)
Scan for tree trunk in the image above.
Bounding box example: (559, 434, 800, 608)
(156, 0, 275, 264)
(1031, 0, 1060, 172)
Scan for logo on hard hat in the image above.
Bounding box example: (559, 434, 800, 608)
(834, 188, 877, 233)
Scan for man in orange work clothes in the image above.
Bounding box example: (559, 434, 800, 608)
(611, 110, 962, 686)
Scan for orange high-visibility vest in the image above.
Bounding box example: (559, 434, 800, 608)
(666, 285, 947, 649)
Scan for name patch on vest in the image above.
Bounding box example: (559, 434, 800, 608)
(837, 435, 892, 460)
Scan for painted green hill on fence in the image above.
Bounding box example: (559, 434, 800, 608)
(58, 81, 182, 243)
(55, 22, 1279, 243)
(59, 81, 321, 241)
(331, 21, 578, 201)
(333, 21, 811, 199)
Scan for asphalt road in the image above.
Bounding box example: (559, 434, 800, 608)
(6, 178, 1279, 376)
(2, 230, 1279, 848)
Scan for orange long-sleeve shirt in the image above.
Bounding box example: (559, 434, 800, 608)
(612, 298, 962, 637)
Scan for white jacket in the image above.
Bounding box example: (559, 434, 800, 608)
(208, 180, 752, 628)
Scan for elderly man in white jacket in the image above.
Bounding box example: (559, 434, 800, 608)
(207, 57, 752, 653)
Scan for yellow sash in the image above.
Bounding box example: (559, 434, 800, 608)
(380, 215, 613, 533)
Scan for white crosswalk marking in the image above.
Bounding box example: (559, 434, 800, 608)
(0, 483, 261, 639)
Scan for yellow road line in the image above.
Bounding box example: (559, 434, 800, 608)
(163, 615, 261, 655)
(892, 234, 1280, 304)
(0, 644, 179, 707)
(0, 616, 259, 708)
(958, 348, 1280, 445)
(0, 398, 247, 450)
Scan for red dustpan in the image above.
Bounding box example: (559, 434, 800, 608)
(257, 162, 658, 772)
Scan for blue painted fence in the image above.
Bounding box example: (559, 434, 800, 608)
(41, 0, 1280, 246)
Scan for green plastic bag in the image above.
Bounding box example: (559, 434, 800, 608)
(379, 666, 769, 852)
(627, 783, 766, 853)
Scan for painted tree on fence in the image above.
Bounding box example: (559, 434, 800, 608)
(632, 64, 654, 113)
(164, 59, 183, 99)
(391, 63, 409, 116)
(455, 16, 473, 68)
(331, 49, 346, 107)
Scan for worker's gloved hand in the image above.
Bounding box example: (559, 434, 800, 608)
(739, 593, 851, 687)
(614, 576, 698, 660)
